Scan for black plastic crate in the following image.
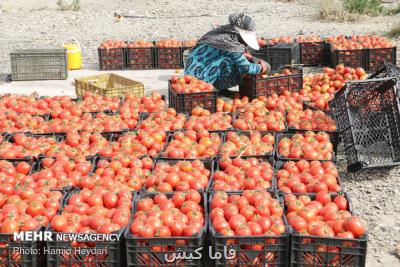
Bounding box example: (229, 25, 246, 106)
(209, 192, 290, 267)
(333, 78, 400, 171)
(239, 66, 303, 100)
(125, 191, 207, 266)
(367, 61, 400, 99)
(330, 47, 364, 69)
(126, 47, 155, 70)
(46, 190, 130, 267)
(298, 41, 328, 66)
(365, 47, 397, 72)
(211, 155, 276, 192)
(168, 81, 217, 113)
(275, 133, 336, 162)
(0, 232, 41, 267)
(287, 193, 367, 267)
(266, 43, 300, 70)
(368, 61, 400, 80)
(155, 47, 183, 69)
(249, 45, 269, 62)
(150, 158, 214, 192)
(98, 47, 126, 70)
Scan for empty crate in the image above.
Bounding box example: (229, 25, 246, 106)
(10, 49, 68, 81)
(333, 78, 400, 171)
(266, 43, 300, 70)
(75, 73, 144, 98)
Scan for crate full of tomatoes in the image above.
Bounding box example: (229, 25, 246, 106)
(352, 35, 397, 72)
(46, 188, 134, 267)
(125, 191, 207, 266)
(0, 160, 65, 266)
(287, 102, 340, 152)
(168, 75, 217, 113)
(328, 35, 396, 71)
(239, 66, 303, 100)
(98, 40, 127, 70)
(284, 192, 367, 267)
(155, 40, 184, 69)
(209, 190, 290, 266)
(328, 36, 365, 69)
(126, 41, 155, 70)
(297, 35, 328, 66)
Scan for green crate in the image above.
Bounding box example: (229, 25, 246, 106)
(10, 49, 68, 81)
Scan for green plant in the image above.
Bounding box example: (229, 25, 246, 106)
(56, 0, 80, 11)
(318, 0, 359, 22)
(343, 0, 383, 16)
(387, 4, 400, 15)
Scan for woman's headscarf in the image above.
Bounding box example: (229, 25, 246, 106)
(197, 12, 255, 53)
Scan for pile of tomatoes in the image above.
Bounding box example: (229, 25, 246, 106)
(127, 40, 154, 48)
(278, 132, 334, 160)
(129, 191, 204, 241)
(186, 107, 233, 131)
(220, 131, 274, 157)
(268, 36, 294, 45)
(328, 35, 394, 50)
(90, 156, 152, 192)
(145, 160, 211, 192)
(300, 65, 366, 110)
(155, 39, 183, 48)
(213, 156, 274, 191)
(162, 130, 221, 159)
(210, 190, 285, 238)
(99, 40, 127, 49)
(276, 160, 341, 193)
(287, 108, 337, 132)
(120, 92, 166, 113)
(216, 97, 249, 113)
(0, 189, 63, 233)
(234, 104, 286, 131)
(51, 188, 132, 234)
(285, 192, 366, 238)
(139, 109, 187, 132)
(296, 35, 324, 43)
(32, 156, 94, 191)
(170, 75, 214, 94)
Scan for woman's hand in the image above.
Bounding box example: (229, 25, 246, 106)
(244, 52, 253, 61)
(258, 59, 271, 74)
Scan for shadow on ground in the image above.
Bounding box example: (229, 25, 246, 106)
(0, 73, 11, 85)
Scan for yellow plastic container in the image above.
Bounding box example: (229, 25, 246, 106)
(63, 38, 82, 70)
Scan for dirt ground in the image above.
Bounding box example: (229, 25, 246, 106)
(0, 0, 400, 266)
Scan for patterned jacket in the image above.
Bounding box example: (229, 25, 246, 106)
(184, 44, 262, 91)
